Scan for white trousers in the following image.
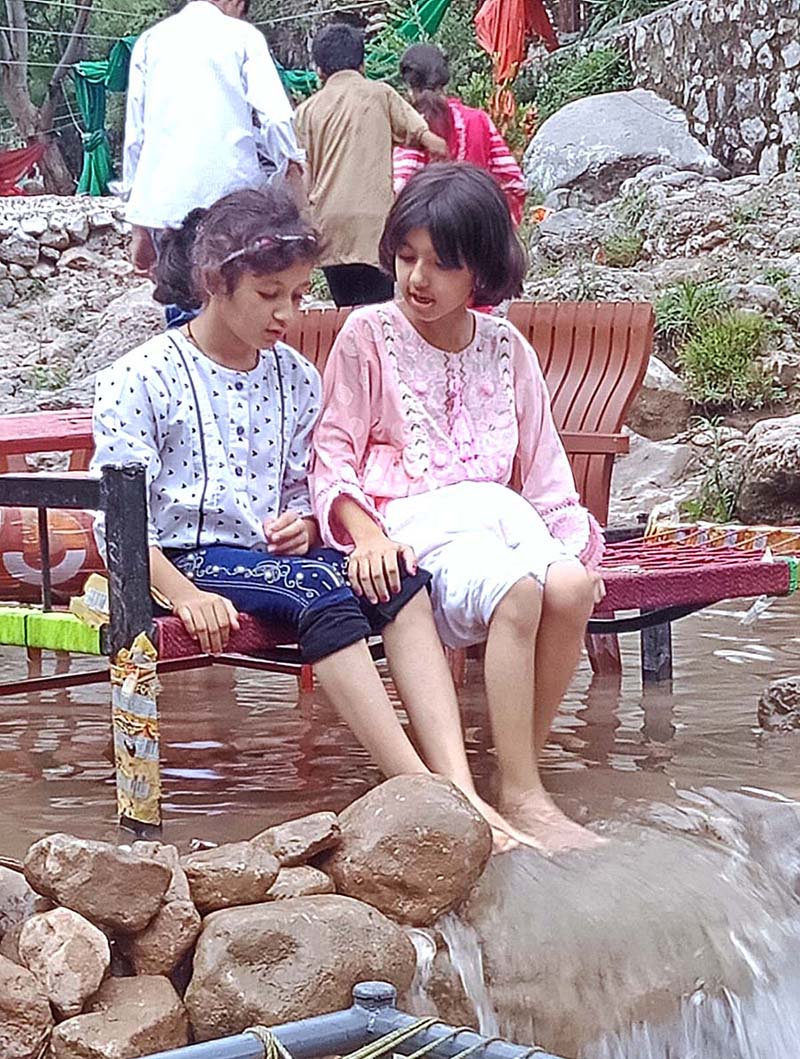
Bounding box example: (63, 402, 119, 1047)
(384, 481, 575, 649)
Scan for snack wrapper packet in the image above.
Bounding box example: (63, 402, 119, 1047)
(110, 632, 161, 827)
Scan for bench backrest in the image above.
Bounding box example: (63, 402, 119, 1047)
(286, 300, 653, 525)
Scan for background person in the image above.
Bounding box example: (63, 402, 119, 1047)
(123, 0, 305, 283)
(294, 23, 447, 308)
(393, 43, 526, 226)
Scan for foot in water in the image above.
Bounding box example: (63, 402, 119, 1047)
(499, 788, 605, 853)
(464, 792, 548, 855)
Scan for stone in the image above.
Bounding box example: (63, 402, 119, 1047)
(39, 245, 61, 262)
(50, 975, 189, 1059)
(80, 284, 164, 378)
(39, 227, 70, 251)
(524, 89, 727, 204)
(758, 676, 800, 732)
(775, 226, 800, 251)
(19, 216, 47, 237)
(626, 356, 691, 441)
(727, 281, 782, 312)
(609, 431, 699, 524)
(737, 414, 800, 523)
(0, 923, 24, 965)
(0, 867, 44, 937)
(181, 841, 280, 913)
(0, 234, 38, 269)
(185, 894, 416, 1041)
(266, 866, 335, 900)
(0, 280, 13, 309)
(8, 264, 26, 280)
(88, 209, 114, 230)
(58, 246, 104, 272)
(0, 953, 53, 1059)
(251, 811, 341, 865)
(534, 207, 601, 261)
(18, 907, 109, 1018)
(325, 775, 492, 926)
(23, 833, 171, 933)
(29, 262, 55, 281)
(64, 215, 89, 243)
(123, 842, 201, 976)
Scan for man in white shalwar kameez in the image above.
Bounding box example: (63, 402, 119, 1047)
(123, 0, 304, 275)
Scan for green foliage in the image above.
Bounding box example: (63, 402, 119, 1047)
(680, 416, 739, 523)
(519, 47, 633, 124)
(601, 230, 643, 268)
(435, 0, 491, 98)
(308, 268, 330, 301)
(616, 186, 649, 229)
(678, 311, 780, 409)
(729, 197, 766, 241)
(655, 280, 728, 351)
(582, 0, 672, 36)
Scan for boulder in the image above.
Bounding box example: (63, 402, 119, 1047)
(58, 247, 104, 272)
(0, 866, 47, 937)
(626, 356, 691, 441)
(181, 841, 280, 913)
(18, 907, 109, 1018)
(325, 775, 492, 926)
(609, 431, 699, 523)
(524, 89, 727, 204)
(64, 214, 89, 244)
(23, 834, 171, 933)
(50, 975, 189, 1059)
(0, 953, 53, 1059)
(266, 866, 335, 900)
(758, 676, 800, 732)
(737, 414, 800, 523)
(251, 811, 341, 865)
(533, 207, 604, 262)
(123, 843, 201, 976)
(185, 894, 416, 1041)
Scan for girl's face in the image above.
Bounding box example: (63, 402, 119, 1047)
(213, 261, 312, 348)
(395, 228, 474, 326)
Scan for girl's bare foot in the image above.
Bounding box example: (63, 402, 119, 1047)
(463, 791, 547, 855)
(499, 788, 605, 852)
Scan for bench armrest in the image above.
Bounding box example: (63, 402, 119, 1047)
(561, 432, 629, 455)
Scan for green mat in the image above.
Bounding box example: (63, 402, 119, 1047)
(0, 609, 101, 655)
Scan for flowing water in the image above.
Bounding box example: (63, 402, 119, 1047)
(1, 595, 800, 1056)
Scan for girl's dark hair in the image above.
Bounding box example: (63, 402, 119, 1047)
(153, 186, 319, 309)
(379, 163, 527, 306)
(399, 44, 452, 147)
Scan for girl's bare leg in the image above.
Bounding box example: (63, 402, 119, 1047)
(484, 575, 601, 851)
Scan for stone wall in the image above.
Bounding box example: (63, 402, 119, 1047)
(613, 0, 800, 176)
(0, 196, 128, 308)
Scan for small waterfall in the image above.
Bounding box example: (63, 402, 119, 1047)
(407, 928, 438, 1016)
(438, 911, 500, 1036)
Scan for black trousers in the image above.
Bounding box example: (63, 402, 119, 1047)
(323, 264, 394, 308)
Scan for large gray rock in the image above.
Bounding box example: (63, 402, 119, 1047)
(18, 907, 109, 1018)
(23, 833, 171, 934)
(609, 430, 699, 523)
(524, 89, 727, 204)
(626, 356, 691, 441)
(737, 414, 800, 523)
(185, 895, 416, 1041)
(50, 975, 189, 1059)
(325, 775, 492, 926)
(0, 953, 53, 1059)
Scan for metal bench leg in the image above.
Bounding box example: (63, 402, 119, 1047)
(641, 620, 673, 684)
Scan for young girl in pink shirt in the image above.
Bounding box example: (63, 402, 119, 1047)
(312, 163, 606, 852)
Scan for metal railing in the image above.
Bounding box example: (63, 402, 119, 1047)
(142, 982, 563, 1059)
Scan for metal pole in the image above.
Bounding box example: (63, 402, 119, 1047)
(142, 982, 565, 1059)
(100, 463, 153, 658)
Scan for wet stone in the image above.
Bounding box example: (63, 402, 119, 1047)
(124, 842, 201, 976)
(181, 841, 279, 913)
(18, 907, 110, 1018)
(251, 811, 341, 866)
(0, 953, 53, 1059)
(266, 865, 335, 900)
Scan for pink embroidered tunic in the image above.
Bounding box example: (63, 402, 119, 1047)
(311, 302, 604, 568)
(393, 98, 527, 226)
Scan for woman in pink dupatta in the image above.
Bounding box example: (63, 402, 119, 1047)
(393, 43, 526, 226)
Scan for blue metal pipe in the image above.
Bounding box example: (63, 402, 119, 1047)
(143, 981, 564, 1059)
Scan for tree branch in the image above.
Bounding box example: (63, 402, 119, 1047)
(39, 0, 93, 129)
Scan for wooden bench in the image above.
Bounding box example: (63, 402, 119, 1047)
(0, 300, 654, 695)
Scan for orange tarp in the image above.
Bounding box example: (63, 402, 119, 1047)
(474, 0, 559, 83)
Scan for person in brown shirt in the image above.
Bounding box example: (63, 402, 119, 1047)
(295, 22, 447, 307)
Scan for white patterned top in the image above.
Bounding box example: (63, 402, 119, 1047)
(91, 330, 320, 554)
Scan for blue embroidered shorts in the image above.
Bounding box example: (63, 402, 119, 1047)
(167, 545, 431, 664)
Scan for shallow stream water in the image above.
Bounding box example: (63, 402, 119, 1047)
(1, 595, 800, 1056)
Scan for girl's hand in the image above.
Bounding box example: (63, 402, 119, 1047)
(588, 569, 606, 605)
(172, 588, 240, 655)
(348, 532, 418, 604)
(265, 512, 316, 556)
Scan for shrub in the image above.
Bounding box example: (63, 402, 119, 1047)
(678, 312, 780, 409)
(518, 47, 633, 123)
(655, 280, 728, 352)
(582, 0, 673, 36)
(601, 231, 643, 268)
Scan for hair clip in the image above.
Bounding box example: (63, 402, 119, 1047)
(217, 233, 317, 268)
